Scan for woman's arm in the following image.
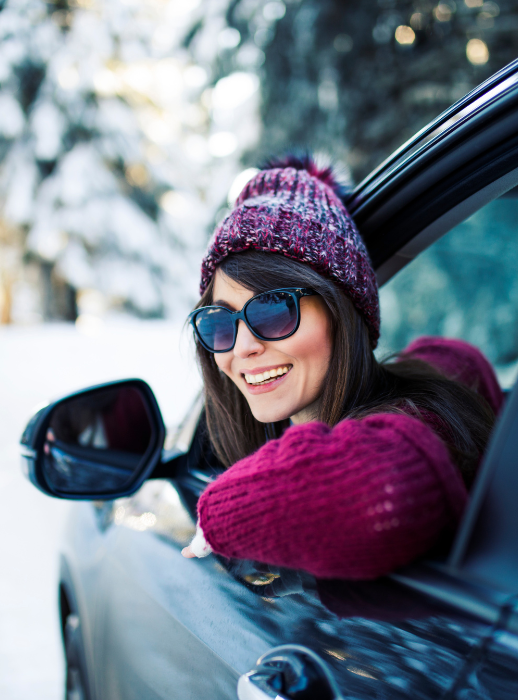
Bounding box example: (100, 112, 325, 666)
(196, 413, 468, 579)
(403, 336, 503, 415)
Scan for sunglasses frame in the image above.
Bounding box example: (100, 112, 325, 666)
(188, 287, 317, 353)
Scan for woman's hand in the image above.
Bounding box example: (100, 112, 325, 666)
(182, 522, 212, 558)
(181, 544, 197, 558)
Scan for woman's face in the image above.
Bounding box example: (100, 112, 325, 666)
(212, 269, 334, 424)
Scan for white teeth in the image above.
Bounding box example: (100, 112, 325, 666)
(244, 366, 290, 385)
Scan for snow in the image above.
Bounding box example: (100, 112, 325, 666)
(1, 145, 38, 225)
(212, 72, 260, 110)
(30, 101, 65, 161)
(54, 145, 119, 208)
(0, 0, 263, 322)
(0, 319, 202, 699)
(0, 94, 25, 139)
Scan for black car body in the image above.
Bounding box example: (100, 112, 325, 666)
(21, 60, 518, 700)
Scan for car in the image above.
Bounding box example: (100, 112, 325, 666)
(20, 59, 518, 700)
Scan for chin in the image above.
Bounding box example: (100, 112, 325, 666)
(249, 402, 294, 424)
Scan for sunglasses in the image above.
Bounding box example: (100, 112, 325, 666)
(188, 288, 317, 353)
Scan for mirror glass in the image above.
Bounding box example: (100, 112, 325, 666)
(42, 385, 154, 495)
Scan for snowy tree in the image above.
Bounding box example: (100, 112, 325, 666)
(218, 0, 518, 183)
(1, 0, 516, 328)
(0, 0, 262, 323)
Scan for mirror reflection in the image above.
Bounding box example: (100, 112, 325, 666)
(43, 386, 154, 495)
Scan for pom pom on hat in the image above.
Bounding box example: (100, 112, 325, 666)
(200, 154, 380, 347)
(260, 152, 351, 202)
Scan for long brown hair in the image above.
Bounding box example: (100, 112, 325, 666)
(194, 251, 494, 487)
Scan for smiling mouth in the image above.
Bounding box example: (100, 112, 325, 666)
(243, 365, 292, 386)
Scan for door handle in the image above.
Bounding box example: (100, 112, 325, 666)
(237, 644, 344, 700)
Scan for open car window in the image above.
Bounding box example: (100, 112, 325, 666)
(376, 190, 518, 390)
(375, 185, 518, 605)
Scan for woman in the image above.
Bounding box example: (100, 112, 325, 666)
(181, 156, 502, 579)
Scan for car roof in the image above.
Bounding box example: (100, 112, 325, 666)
(346, 58, 518, 284)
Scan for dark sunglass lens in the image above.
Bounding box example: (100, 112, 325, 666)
(246, 292, 297, 339)
(195, 307, 234, 351)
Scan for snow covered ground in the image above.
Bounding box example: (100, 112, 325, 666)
(0, 319, 201, 699)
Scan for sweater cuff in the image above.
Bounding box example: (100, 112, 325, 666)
(189, 523, 213, 558)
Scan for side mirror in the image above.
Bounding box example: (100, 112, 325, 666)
(20, 379, 166, 500)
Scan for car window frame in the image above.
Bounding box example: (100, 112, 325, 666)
(347, 60, 518, 282)
(388, 377, 518, 636)
(449, 379, 518, 593)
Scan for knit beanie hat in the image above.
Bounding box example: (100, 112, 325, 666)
(200, 155, 380, 347)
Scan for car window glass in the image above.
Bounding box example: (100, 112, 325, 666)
(376, 191, 518, 389)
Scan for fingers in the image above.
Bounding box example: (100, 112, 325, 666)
(182, 522, 213, 559)
(181, 545, 197, 558)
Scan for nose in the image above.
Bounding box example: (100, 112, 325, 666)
(233, 320, 265, 359)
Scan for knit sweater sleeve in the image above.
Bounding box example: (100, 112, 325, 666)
(198, 413, 468, 579)
(403, 336, 503, 415)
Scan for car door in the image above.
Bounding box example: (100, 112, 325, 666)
(60, 60, 518, 700)
(81, 371, 518, 700)
(444, 372, 518, 700)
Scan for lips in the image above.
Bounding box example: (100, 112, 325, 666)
(241, 365, 292, 395)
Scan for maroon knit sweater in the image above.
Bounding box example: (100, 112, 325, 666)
(198, 337, 503, 579)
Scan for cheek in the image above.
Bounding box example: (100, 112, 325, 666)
(214, 352, 232, 377)
(289, 311, 333, 378)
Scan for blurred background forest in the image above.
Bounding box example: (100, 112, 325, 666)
(0, 0, 517, 332)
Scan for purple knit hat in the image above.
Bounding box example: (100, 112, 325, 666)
(200, 155, 380, 347)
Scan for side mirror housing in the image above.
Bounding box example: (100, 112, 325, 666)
(20, 379, 166, 500)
